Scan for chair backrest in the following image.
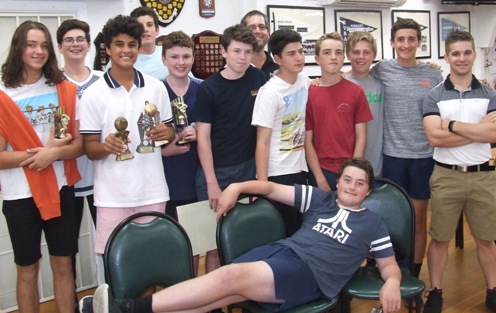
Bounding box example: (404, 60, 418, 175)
(216, 196, 287, 265)
(362, 178, 415, 260)
(104, 212, 194, 299)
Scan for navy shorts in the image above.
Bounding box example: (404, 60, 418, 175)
(196, 158, 255, 200)
(382, 155, 434, 200)
(2, 186, 79, 266)
(233, 243, 324, 312)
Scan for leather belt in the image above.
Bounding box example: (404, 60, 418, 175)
(435, 161, 495, 173)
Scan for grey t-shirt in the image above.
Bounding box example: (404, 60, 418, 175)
(370, 59, 443, 158)
(345, 74, 384, 176)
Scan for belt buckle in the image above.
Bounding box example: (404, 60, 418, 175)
(456, 165, 469, 173)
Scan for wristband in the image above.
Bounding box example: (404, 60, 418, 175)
(448, 120, 456, 133)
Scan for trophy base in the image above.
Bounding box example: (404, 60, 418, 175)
(155, 139, 169, 147)
(54, 134, 68, 139)
(137, 145, 155, 153)
(116, 152, 134, 161)
(176, 139, 193, 146)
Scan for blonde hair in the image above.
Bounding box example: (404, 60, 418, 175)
(315, 32, 343, 56)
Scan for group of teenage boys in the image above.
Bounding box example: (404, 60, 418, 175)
(1, 5, 495, 313)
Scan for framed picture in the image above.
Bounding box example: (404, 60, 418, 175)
(267, 5, 325, 65)
(391, 10, 431, 59)
(437, 12, 470, 58)
(334, 10, 383, 64)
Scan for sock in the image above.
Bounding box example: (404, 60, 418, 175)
(133, 295, 153, 313)
(413, 262, 422, 278)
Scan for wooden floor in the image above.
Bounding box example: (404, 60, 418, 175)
(28, 214, 495, 313)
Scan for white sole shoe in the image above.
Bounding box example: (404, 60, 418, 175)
(93, 284, 110, 313)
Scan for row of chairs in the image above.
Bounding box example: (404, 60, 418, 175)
(103, 178, 424, 313)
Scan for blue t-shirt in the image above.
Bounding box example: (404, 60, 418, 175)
(162, 80, 200, 200)
(281, 185, 394, 299)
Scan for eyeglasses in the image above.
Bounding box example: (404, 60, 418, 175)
(247, 24, 267, 31)
(62, 37, 87, 45)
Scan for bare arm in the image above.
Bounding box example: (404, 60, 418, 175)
(197, 122, 221, 209)
(448, 114, 496, 143)
(255, 126, 272, 181)
(18, 123, 83, 171)
(0, 135, 32, 169)
(305, 130, 330, 191)
(353, 122, 367, 158)
(376, 256, 402, 313)
(146, 122, 175, 143)
(84, 133, 119, 161)
(424, 115, 476, 147)
(216, 181, 295, 221)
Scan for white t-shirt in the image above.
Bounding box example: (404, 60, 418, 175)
(0, 77, 67, 200)
(79, 70, 172, 207)
(251, 72, 310, 177)
(65, 68, 103, 197)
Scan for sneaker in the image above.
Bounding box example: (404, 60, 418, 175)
(423, 288, 443, 313)
(79, 296, 94, 313)
(405, 296, 424, 309)
(93, 284, 134, 313)
(487, 287, 496, 312)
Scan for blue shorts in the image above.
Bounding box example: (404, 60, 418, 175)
(233, 243, 324, 312)
(308, 168, 338, 191)
(382, 155, 434, 200)
(2, 186, 79, 266)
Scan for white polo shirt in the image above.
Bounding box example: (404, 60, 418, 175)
(79, 69, 172, 207)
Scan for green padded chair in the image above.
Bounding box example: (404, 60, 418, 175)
(216, 196, 338, 313)
(104, 211, 195, 299)
(341, 178, 425, 313)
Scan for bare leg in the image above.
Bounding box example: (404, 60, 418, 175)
(411, 198, 429, 264)
(474, 236, 496, 288)
(151, 261, 280, 312)
(426, 238, 450, 288)
(16, 262, 40, 313)
(51, 255, 76, 313)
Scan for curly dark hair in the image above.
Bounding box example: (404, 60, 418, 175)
(221, 24, 257, 51)
(56, 19, 91, 44)
(102, 14, 143, 49)
(1, 20, 64, 88)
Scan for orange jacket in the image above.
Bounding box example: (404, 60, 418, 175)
(0, 81, 81, 220)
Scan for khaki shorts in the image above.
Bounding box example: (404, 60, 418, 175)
(429, 165, 496, 241)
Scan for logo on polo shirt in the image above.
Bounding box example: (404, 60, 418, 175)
(312, 208, 352, 244)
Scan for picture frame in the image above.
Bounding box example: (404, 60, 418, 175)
(391, 10, 431, 59)
(267, 5, 325, 65)
(437, 12, 470, 58)
(334, 10, 383, 64)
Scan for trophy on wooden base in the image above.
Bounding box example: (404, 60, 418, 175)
(171, 96, 193, 146)
(54, 107, 70, 139)
(136, 101, 168, 153)
(114, 117, 134, 161)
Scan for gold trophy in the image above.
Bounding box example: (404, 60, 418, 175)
(114, 117, 134, 161)
(171, 96, 192, 146)
(54, 107, 70, 139)
(136, 101, 168, 153)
